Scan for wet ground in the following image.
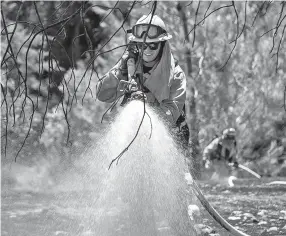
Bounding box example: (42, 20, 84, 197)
(197, 178, 286, 235)
(2, 177, 286, 236)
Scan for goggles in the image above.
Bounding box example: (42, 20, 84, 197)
(137, 42, 161, 50)
(224, 135, 235, 140)
(132, 24, 166, 39)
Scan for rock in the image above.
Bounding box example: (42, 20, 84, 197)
(267, 227, 278, 232)
(258, 221, 268, 225)
(257, 209, 268, 217)
(223, 190, 230, 193)
(276, 163, 286, 177)
(279, 210, 286, 219)
(242, 212, 258, 223)
(243, 213, 254, 218)
(228, 176, 237, 187)
(228, 216, 241, 221)
(233, 210, 242, 215)
(260, 229, 268, 236)
(279, 211, 286, 220)
(252, 218, 259, 223)
(55, 231, 68, 235)
(194, 224, 216, 235)
(188, 204, 200, 220)
(270, 146, 284, 158)
(185, 173, 193, 185)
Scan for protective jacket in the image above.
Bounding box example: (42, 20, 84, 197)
(96, 41, 186, 125)
(203, 137, 238, 164)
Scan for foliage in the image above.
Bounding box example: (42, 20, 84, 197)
(156, 1, 286, 165)
(1, 1, 286, 175)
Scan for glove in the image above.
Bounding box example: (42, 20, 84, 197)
(117, 79, 138, 92)
(121, 43, 138, 70)
(233, 161, 239, 169)
(130, 91, 147, 102)
(204, 160, 211, 169)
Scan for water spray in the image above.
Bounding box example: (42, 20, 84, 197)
(103, 99, 251, 236)
(93, 100, 197, 235)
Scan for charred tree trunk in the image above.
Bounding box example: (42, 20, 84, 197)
(177, 3, 201, 179)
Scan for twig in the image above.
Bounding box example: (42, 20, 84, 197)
(192, 1, 200, 48)
(1, 2, 23, 67)
(229, 0, 248, 44)
(100, 94, 125, 123)
(145, 111, 153, 139)
(1, 84, 9, 157)
(269, 2, 285, 54)
(274, 24, 285, 73)
(284, 85, 286, 111)
(186, 4, 233, 41)
(108, 98, 147, 169)
(252, 1, 266, 27)
(220, 1, 240, 70)
(202, 1, 213, 25)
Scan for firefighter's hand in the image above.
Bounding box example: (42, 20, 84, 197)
(121, 43, 138, 70)
(233, 161, 239, 169)
(117, 80, 138, 92)
(204, 160, 211, 169)
(130, 91, 147, 102)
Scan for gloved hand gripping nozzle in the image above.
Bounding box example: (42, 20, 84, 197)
(119, 43, 147, 104)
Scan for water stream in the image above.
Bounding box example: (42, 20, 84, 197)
(2, 100, 197, 236)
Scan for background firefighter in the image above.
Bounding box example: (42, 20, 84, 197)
(202, 128, 239, 179)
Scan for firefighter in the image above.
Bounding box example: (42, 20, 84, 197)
(202, 128, 239, 176)
(96, 14, 189, 148)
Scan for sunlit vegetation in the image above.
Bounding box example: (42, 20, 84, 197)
(1, 1, 285, 176)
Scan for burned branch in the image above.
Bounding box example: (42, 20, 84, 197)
(108, 98, 148, 170)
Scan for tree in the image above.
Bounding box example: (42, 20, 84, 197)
(1, 0, 285, 171)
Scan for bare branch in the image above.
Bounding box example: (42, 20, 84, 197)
(1, 2, 23, 67)
(270, 2, 285, 54)
(184, 1, 193, 8)
(219, 1, 240, 70)
(192, 1, 200, 48)
(73, 2, 136, 115)
(202, 1, 213, 25)
(14, 96, 35, 162)
(85, 2, 137, 72)
(284, 86, 286, 112)
(274, 23, 286, 73)
(186, 4, 233, 41)
(108, 98, 147, 170)
(100, 94, 125, 123)
(252, 1, 266, 27)
(261, 0, 273, 17)
(1, 83, 9, 157)
(229, 0, 248, 44)
(85, 1, 120, 26)
(145, 111, 153, 139)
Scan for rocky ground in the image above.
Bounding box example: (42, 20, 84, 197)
(192, 178, 286, 236)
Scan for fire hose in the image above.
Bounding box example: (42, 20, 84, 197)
(229, 163, 261, 179)
(186, 174, 250, 236)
